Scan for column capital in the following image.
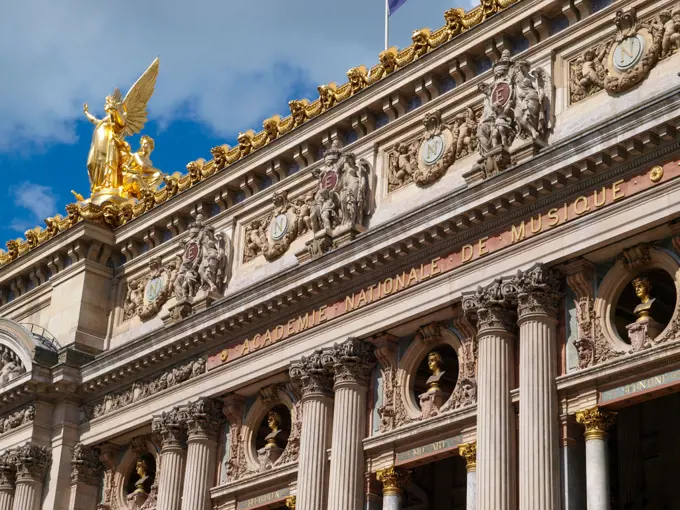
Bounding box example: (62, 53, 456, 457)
(514, 264, 563, 320)
(0, 450, 16, 490)
(285, 495, 296, 508)
(14, 444, 51, 483)
(458, 441, 477, 472)
(185, 397, 224, 442)
(328, 338, 376, 388)
(70, 443, 103, 486)
(463, 278, 517, 335)
(152, 406, 188, 450)
(376, 466, 411, 497)
(290, 349, 335, 398)
(575, 407, 616, 441)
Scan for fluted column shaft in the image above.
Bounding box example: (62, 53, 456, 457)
(327, 339, 375, 510)
(11, 445, 50, 510)
(477, 323, 516, 510)
(0, 490, 12, 510)
(180, 398, 223, 510)
(154, 408, 188, 510)
(12, 480, 41, 510)
(290, 351, 335, 510)
(576, 408, 616, 510)
(297, 393, 333, 510)
(517, 279, 561, 510)
(0, 458, 15, 510)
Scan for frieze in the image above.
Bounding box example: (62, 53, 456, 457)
(600, 367, 680, 403)
(237, 488, 291, 510)
(570, 5, 680, 104)
(209, 162, 678, 371)
(387, 109, 478, 192)
(0, 404, 35, 437)
(81, 357, 206, 423)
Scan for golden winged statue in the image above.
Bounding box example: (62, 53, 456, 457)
(82, 58, 162, 205)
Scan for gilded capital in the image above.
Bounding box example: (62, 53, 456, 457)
(285, 495, 296, 509)
(376, 466, 411, 497)
(458, 441, 477, 472)
(515, 264, 562, 319)
(575, 407, 616, 441)
(185, 397, 224, 441)
(151, 406, 188, 449)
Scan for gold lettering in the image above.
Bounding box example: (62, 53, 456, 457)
(297, 312, 311, 331)
(252, 333, 263, 349)
(511, 222, 526, 243)
(431, 257, 442, 276)
(369, 284, 380, 302)
(573, 196, 590, 215)
(419, 263, 428, 280)
(547, 208, 560, 227)
(395, 272, 406, 292)
(406, 268, 418, 286)
(563, 203, 568, 222)
(263, 329, 273, 346)
(461, 244, 474, 262)
(357, 289, 368, 307)
(530, 214, 542, 234)
(318, 305, 328, 322)
(242, 339, 250, 355)
(274, 325, 285, 342)
(478, 236, 489, 256)
(383, 277, 394, 295)
(593, 186, 606, 207)
(612, 179, 625, 201)
(286, 319, 296, 337)
(345, 295, 356, 312)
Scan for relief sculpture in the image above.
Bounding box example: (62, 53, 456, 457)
(570, 6, 680, 104)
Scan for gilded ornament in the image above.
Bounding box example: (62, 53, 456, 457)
(210, 145, 231, 172)
(263, 116, 281, 143)
(289, 99, 310, 128)
(318, 83, 339, 111)
(575, 407, 616, 440)
(650, 165, 664, 182)
(285, 496, 296, 509)
(347, 66, 369, 95)
(458, 441, 477, 471)
(632, 275, 656, 323)
(237, 130, 255, 158)
(376, 466, 411, 496)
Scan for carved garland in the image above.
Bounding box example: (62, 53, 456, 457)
(81, 357, 206, 423)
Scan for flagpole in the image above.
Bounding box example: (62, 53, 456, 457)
(384, 0, 389, 50)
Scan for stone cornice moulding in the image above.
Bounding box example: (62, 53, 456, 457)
(210, 461, 298, 501)
(77, 88, 680, 390)
(78, 176, 680, 443)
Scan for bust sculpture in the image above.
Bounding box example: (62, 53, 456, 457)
(265, 410, 284, 447)
(632, 275, 656, 322)
(425, 351, 446, 393)
(133, 459, 152, 495)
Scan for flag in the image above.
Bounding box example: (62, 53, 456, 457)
(388, 0, 408, 15)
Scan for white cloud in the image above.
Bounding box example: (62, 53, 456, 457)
(0, 0, 475, 152)
(9, 182, 58, 231)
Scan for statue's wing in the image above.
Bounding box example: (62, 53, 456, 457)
(122, 58, 160, 137)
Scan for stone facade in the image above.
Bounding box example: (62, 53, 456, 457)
(1, 0, 680, 508)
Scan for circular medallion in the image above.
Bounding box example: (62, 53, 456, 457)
(491, 82, 512, 108)
(184, 242, 199, 262)
(650, 165, 664, 183)
(613, 35, 644, 71)
(270, 213, 289, 241)
(421, 135, 445, 166)
(145, 276, 165, 303)
(320, 170, 338, 190)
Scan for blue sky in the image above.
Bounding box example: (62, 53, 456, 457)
(0, 0, 474, 243)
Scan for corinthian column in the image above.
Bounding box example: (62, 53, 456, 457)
(153, 407, 187, 510)
(576, 407, 616, 510)
(0, 452, 16, 510)
(376, 466, 410, 510)
(68, 444, 103, 510)
(290, 350, 335, 510)
(327, 338, 376, 510)
(458, 442, 477, 510)
(180, 398, 223, 510)
(516, 265, 562, 510)
(463, 280, 517, 510)
(12, 444, 51, 510)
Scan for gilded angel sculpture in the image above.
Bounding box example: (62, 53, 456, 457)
(82, 58, 161, 204)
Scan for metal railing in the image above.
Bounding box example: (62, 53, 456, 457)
(20, 323, 60, 352)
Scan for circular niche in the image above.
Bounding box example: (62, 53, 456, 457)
(613, 269, 677, 342)
(126, 452, 156, 496)
(254, 403, 291, 451)
(413, 344, 459, 402)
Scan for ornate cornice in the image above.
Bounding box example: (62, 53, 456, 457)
(376, 466, 411, 497)
(70, 443, 103, 486)
(328, 337, 376, 388)
(186, 397, 224, 441)
(151, 406, 188, 450)
(575, 407, 616, 441)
